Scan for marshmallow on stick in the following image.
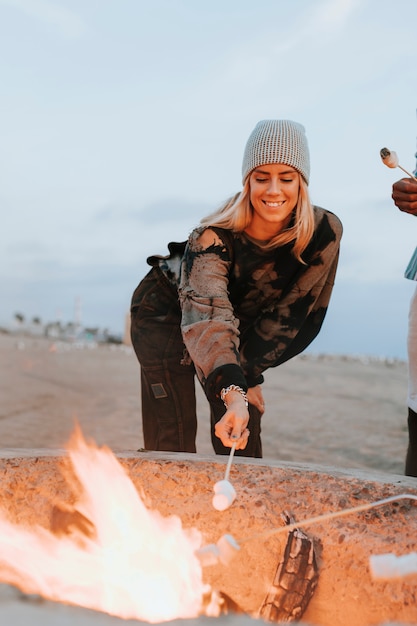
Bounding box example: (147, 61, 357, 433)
(212, 479, 236, 511)
(380, 147, 417, 179)
(195, 534, 240, 567)
(212, 442, 237, 511)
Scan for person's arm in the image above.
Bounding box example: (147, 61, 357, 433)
(392, 178, 417, 216)
(239, 209, 343, 382)
(179, 227, 242, 388)
(179, 227, 250, 447)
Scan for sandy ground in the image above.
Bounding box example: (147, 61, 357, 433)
(0, 332, 410, 477)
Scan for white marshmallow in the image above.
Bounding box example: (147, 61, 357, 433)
(216, 534, 240, 565)
(380, 147, 399, 168)
(212, 479, 236, 511)
(195, 534, 240, 567)
(195, 543, 220, 567)
(370, 552, 417, 579)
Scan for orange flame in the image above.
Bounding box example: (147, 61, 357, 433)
(0, 426, 216, 622)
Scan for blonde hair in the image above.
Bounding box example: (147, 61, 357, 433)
(200, 175, 315, 263)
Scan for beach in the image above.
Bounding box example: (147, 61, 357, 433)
(0, 333, 409, 477)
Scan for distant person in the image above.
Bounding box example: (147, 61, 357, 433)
(130, 119, 343, 457)
(392, 177, 417, 476)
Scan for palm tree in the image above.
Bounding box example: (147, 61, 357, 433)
(14, 312, 25, 324)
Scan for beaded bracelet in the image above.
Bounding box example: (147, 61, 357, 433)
(220, 384, 249, 408)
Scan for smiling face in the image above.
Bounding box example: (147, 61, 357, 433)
(246, 163, 300, 240)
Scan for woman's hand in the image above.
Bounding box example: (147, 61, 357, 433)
(246, 385, 265, 414)
(214, 392, 250, 450)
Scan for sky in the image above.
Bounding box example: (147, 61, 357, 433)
(1, 0, 416, 359)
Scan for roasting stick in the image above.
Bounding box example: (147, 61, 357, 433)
(236, 493, 417, 579)
(380, 147, 417, 180)
(238, 492, 417, 546)
(224, 441, 237, 481)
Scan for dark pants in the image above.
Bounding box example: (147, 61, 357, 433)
(130, 267, 262, 457)
(406, 407, 417, 477)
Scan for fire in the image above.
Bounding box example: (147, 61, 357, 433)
(0, 426, 217, 622)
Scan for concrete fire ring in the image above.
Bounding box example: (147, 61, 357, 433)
(0, 449, 416, 626)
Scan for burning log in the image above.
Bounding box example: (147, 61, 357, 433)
(258, 513, 319, 623)
(50, 503, 95, 544)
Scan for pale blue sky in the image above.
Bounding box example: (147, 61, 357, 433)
(1, 0, 416, 358)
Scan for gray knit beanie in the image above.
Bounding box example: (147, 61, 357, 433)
(242, 119, 310, 184)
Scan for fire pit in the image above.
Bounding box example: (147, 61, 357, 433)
(0, 441, 416, 626)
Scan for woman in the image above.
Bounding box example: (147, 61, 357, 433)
(130, 119, 343, 457)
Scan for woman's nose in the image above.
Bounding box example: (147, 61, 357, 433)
(267, 177, 281, 195)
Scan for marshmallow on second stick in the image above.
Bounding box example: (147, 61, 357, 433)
(380, 147, 417, 179)
(216, 533, 240, 565)
(195, 533, 240, 567)
(212, 479, 236, 511)
(380, 147, 399, 168)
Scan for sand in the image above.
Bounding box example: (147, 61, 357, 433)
(0, 332, 410, 477)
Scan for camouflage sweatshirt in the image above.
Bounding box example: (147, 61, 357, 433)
(177, 206, 342, 403)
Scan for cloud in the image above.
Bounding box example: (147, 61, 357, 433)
(91, 198, 211, 226)
(135, 199, 212, 225)
(163, 0, 365, 120)
(308, 278, 410, 360)
(313, 0, 362, 31)
(0, 0, 87, 38)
